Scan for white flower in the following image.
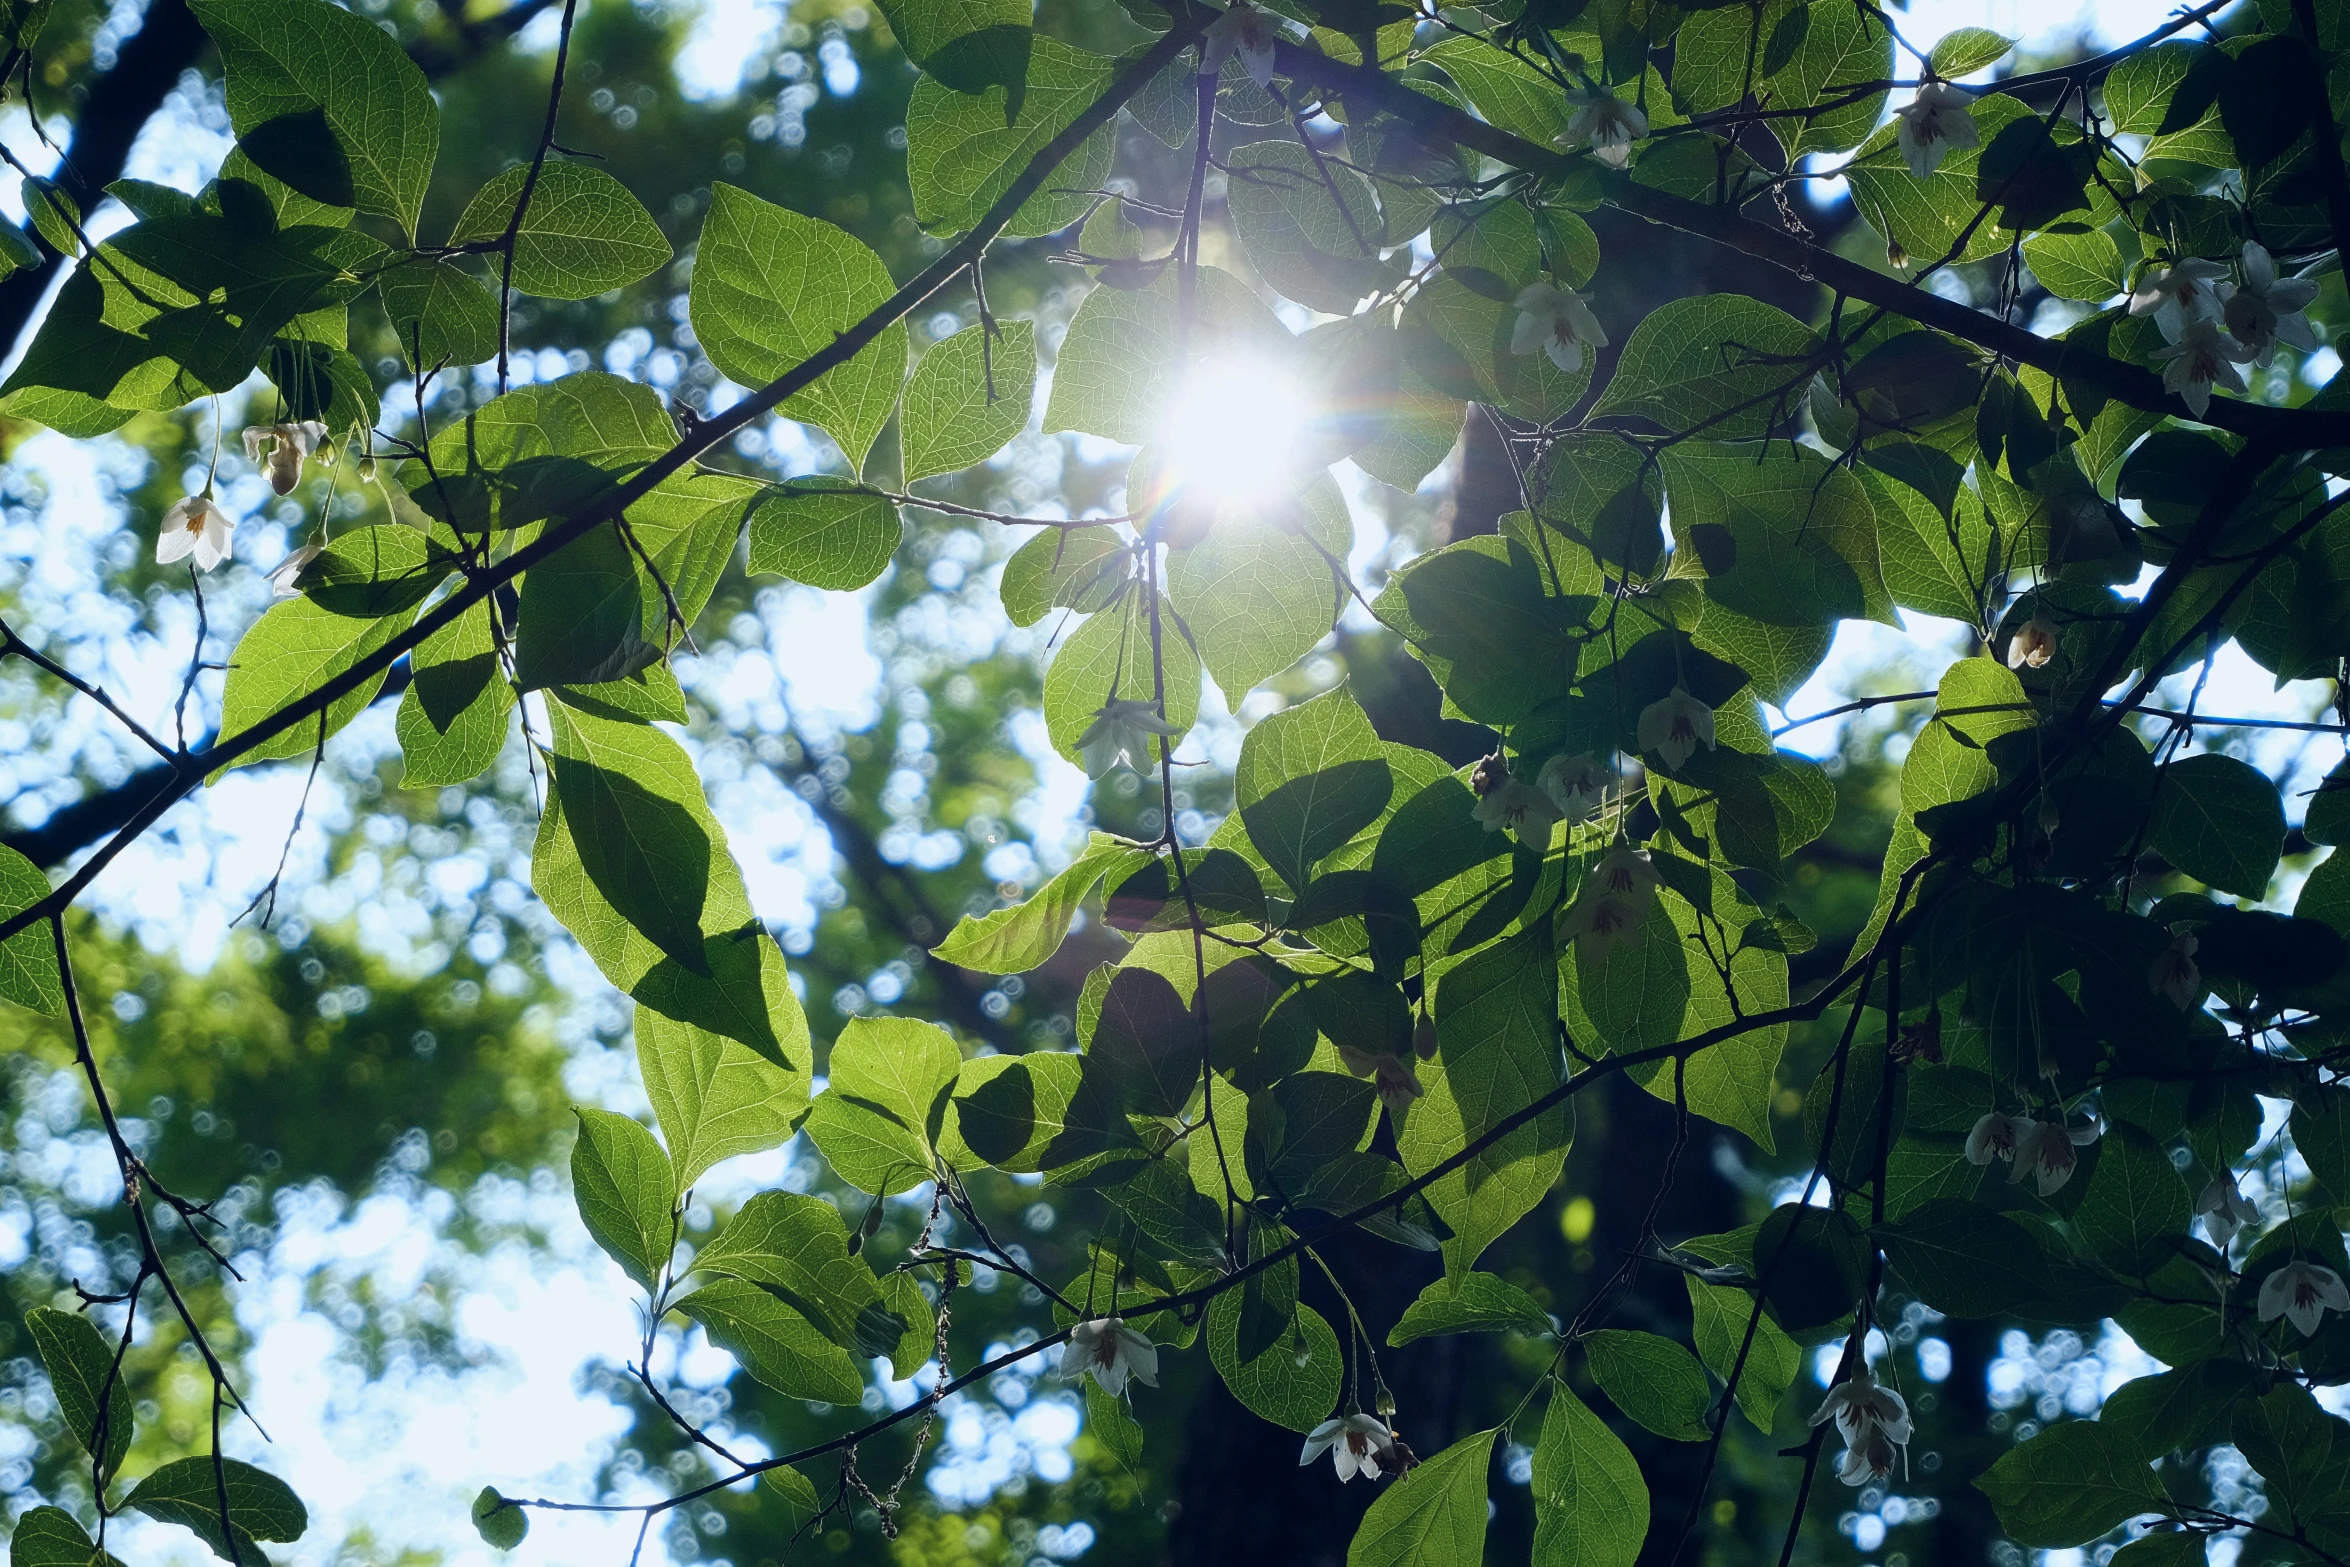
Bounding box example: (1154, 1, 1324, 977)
(1064, 1317, 1159, 1397)
(1299, 1413, 1399, 1482)
(155, 493, 234, 571)
(2129, 258, 2228, 342)
(1509, 281, 1608, 374)
(1892, 80, 1980, 178)
(241, 420, 328, 497)
(267, 542, 321, 598)
(2009, 1115, 2100, 1197)
(2150, 317, 2257, 419)
(1810, 1364, 1911, 1487)
(2195, 1170, 2260, 1252)
(1538, 751, 1610, 823)
(1077, 698, 1181, 779)
(2149, 929, 2201, 1011)
(1200, 0, 1280, 89)
(1561, 840, 1659, 956)
(1636, 686, 1716, 771)
(2259, 1258, 2350, 1337)
(2219, 241, 2322, 366)
(1556, 87, 1647, 168)
(1964, 1111, 2020, 1167)
(1337, 1044, 1425, 1120)
(2005, 614, 2057, 670)
(1472, 771, 1565, 852)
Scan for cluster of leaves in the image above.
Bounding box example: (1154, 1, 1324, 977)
(14, 0, 2350, 1559)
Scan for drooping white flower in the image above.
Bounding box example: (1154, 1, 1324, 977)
(1471, 755, 1566, 851)
(1200, 0, 1280, 90)
(1064, 1317, 1160, 1397)
(241, 420, 328, 497)
(1964, 1111, 2021, 1167)
(2129, 258, 2228, 342)
(1538, 751, 1611, 823)
(2005, 614, 2057, 670)
(1509, 281, 1608, 374)
(1077, 698, 1181, 779)
(2219, 241, 2322, 366)
(1561, 840, 1659, 955)
(1636, 686, 1716, 771)
(155, 493, 235, 572)
(1299, 1413, 1399, 1482)
(267, 542, 322, 598)
(1810, 1363, 1911, 1487)
(2195, 1169, 2260, 1252)
(2009, 1115, 2100, 1197)
(2149, 929, 2201, 1011)
(2150, 317, 2257, 419)
(1556, 86, 1648, 168)
(1337, 1044, 1425, 1120)
(1892, 80, 1981, 178)
(2259, 1258, 2350, 1338)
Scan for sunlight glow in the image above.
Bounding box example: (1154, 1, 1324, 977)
(1156, 354, 1312, 510)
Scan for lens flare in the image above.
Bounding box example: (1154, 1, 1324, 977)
(1155, 354, 1311, 510)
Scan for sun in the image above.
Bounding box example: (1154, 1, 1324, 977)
(1154, 352, 1312, 511)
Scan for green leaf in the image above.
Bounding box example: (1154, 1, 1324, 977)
(8, 1507, 126, 1567)
(471, 1488, 529, 1551)
(876, 0, 1030, 101)
(1873, 1198, 2053, 1318)
(1532, 1384, 1649, 1567)
(1207, 1293, 1343, 1433)
(691, 1190, 891, 1352)
(1165, 488, 1347, 705)
(1226, 139, 1398, 315)
(1672, 0, 1889, 157)
(1398, 925, 1568, 1273)
(0, 845, 62, 1014)
(1929, 26, 2015, 76)
(191, 0, 438, 236)
(2101, 1361, 2255, 1460)
(639, 1002, 811, 1192)
(1974, 1420, 2163, 1547)
(1235, 687, 1393, 894)
(1347, 1427, 1497, 1567)
(1387, 1272, 1552, 1345)
(450, 162, 672, 300)
(746, 480, 903, 589)
(1087, 1381, 1144, 1466)
(1583, 1329, 1712, 1442)
(906, 37, 1115, 238)
(545, 703, 714, 973)
(1591, 296, 1819, 440)
(1089, 966, 1200, 1117)
(689, 183, 908, 473)
(1000, 526, 1130, 627)
(27, 1308, 131, 1477)
(238, 106, 355, 208)
(1855, 463, 1996, 627)
(1900, 657, 2034, 817)
(124, 1457, 307, 1563)
(2022, 227, 2126, 303)
(402, 371, 675, 534)
(2152, 753, 2285, 899)
(1846, 94, 2039, 267)
(571, 1107, 677, 1290)
(513, 521, 652, 692)
(672, 1277, 866, 1404)
(1040, 589, 1201, 767)
(22, 178, 77, 259)
(903, 321, 1037, 482)
(1661, 441, 1894, 629)
(213, 528, 435, 775)
(532, 710, 794, 1062)
(2232, 1384, 2347, 1525)
(804, 1015, 961, 1194)
(396, 599, 514, 788)
(933, 834, 1150, 975)
(2074, 1122, 2192, 1275)
(1686, 1276, 1799, 1430)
